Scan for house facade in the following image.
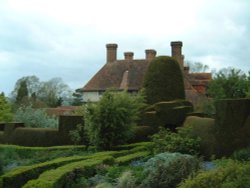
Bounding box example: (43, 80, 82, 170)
(82, 41, 211, 104)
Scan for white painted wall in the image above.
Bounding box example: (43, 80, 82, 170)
(83, 91, 101, 102)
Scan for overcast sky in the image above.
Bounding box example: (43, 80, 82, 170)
(0, 0, 249, 95)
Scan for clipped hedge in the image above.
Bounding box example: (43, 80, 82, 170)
(0, 155, 87, 188)
(130, 126, 157, 143)
(215, 99, 250, 157)
(143, 56, 185, 104)
(142, 100, 193, 128)
(0, 132, 3, 143)
(23, 156, 115, 188)
(115, 151, 151, 165)
(183, 116, 216, 158)
(7, 127, 60, 147)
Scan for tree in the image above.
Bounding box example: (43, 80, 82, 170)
(16, 80, 28, 104)
(38, 77, 72, 107)
(72, 88, 83, 106)
(143, 56, 185, 104)
(11, 76, 73, 107)
(0, 93, 13, 122)
(84, 90, 145, 150)
(186, 61, 209, 73)
(208, 68, 250, 99)
(14, 105, 58, 128)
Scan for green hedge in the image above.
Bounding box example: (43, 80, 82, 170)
(0, 132, 3, 143)
(142, 100, 193, 129)
(130, 126, 157, 143)
(215, 99, 250, 157)
(0, 155, 88, 188)
(115, 151, 151, 165)
(23, 156, 115, 188)
(7, 128, 60, 147)
(183, 116, 216, 158)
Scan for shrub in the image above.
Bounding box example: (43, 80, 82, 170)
(130, 126, 157, 142)
(84, 90, 145, 150)
(141, 152, 200, 188)
(178, 160, 250, 188)
(116, 170, 136, 188)
(143, 56, 185, 104)
(183, 116, 216, 158)
(151, 127, 201, 155)
(0, 94, 13, 122)
(14, 105, 58, 128)
(231, 147, 250, 161)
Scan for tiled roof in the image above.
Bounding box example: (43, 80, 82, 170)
(83, 60, 150, 91)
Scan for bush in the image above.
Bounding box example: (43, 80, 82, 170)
(178, 160, 250, 188)
(231, 148, 250, 161)
(84, 90, 145, 150)
(141, 152, 200, 188)
(14, 105, 58, 128)
(130, 126, 157, 142)
(117, 170, 136, 188)
(143, 56, 185, 104)
(0, 94, 13, 122)
(183, 116, 216, 158)
(151, 127, 201, 156)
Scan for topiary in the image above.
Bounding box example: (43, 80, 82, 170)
(141, 152, 200, 188)
(143, 56, 185, 104)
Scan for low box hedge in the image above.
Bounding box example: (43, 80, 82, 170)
(23, 156, 114, 188)
(115, 151, 151, 165)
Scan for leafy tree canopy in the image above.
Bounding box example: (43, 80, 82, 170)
(11, 76, 73, 107)
(0, 93, 13, 122)
(84, 90, 145, 150)
(186, 61, 209, 73)
(208, 67, 250, 99)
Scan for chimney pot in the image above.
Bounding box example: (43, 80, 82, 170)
(145, 49, 157, 62)
(106, 43, 118, 63)
(124, 52, 134, 61)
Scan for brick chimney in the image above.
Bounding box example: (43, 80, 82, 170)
(170, 41, 183, 70)
(145, 49, 157, 62)
(124, 52, 134, 61)
(106, 43, 118, 63)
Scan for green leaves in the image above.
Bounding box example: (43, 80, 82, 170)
(0, 93, 13, 122)
(84, 90, 145, 150)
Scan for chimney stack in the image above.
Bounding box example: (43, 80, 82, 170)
(106, 43, 118, 63)
(145, 49, 157, 62)
(170, 41, 183, 70)
(124, 52, 134, 61)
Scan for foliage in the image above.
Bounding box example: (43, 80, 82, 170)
(15, 80, 28, 104)
(69, 123, 85, 145)
(151, 127, 201, 155)
(72, 88, 83, 106)
(11, 76, 73, 107)
(0, 93, 13, 122)
(208, 68, 250, 99)
(14, 105, 58, 128)
(231, 147, 250, 161)
(116, 170, 136, 188)
(84, 90, 145, 150)
(141, 152, 200, 188)
(143, 56, 185, 104)
(178, 160, 250, 188)
(183, 116, 216, 159)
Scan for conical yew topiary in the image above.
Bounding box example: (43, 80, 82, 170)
(143, 56, 185, 104)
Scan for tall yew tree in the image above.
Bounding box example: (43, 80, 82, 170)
(16, 80, 28, 104)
